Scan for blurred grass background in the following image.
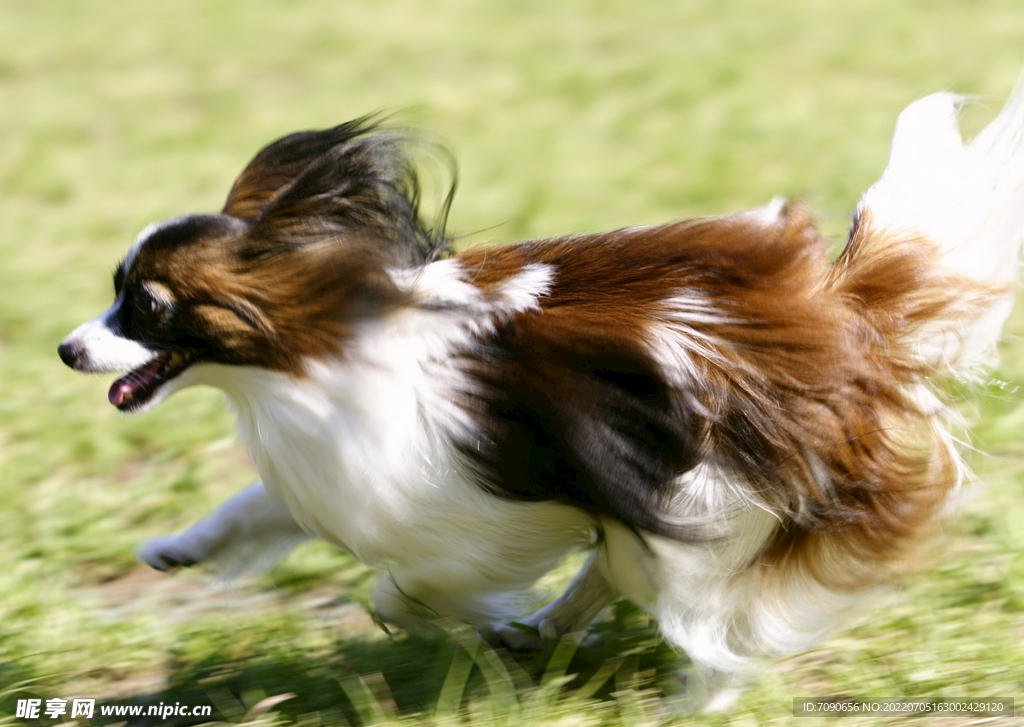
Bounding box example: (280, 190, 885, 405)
(2, 0, 1024, 724)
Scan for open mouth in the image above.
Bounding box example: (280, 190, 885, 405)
(109, 351, 193, 411)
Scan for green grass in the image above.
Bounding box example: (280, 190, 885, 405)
(2, 0, 1024, 724)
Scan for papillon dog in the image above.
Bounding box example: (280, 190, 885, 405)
(59, 78, 1024, 708)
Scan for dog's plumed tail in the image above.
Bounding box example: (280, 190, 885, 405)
(769, 81, 1024, 641)
(855, 80, 1024, 376)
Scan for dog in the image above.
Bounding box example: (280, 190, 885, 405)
(59, 79, 1024, 708)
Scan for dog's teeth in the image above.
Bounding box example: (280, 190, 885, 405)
(169, 351, 186, 367)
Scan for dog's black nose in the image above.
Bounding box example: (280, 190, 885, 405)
(58, 341, 81, 368)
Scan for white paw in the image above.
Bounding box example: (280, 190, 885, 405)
(137, 535, 202, 571)
(477, 618, 558, 651)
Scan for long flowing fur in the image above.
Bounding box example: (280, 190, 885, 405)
(646, 82, 1024, 675)
(58, 77, 1024, 708)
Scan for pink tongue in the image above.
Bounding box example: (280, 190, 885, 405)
(108, 356, 167, 406)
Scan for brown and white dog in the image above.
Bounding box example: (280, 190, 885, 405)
(59, 81, 1024, 707)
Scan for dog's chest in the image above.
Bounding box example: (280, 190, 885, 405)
(223, 353, 592, 574)
(228, 371, 462, 557)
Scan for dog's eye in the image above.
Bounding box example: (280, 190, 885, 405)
(132, 290, 161, 317)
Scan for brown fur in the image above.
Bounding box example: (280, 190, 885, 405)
(59, 99, 1024, 683)
(123, 224, 409, 375)
(110, 121, 1005, 601)
(460, 204, 997, 591)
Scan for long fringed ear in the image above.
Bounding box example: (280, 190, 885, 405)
(225, 118, 453, 266)
(222, 117, 382, 222)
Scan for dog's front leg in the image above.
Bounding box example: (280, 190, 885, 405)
(477, 550, 620, 650)
(138, 481, 308, 574)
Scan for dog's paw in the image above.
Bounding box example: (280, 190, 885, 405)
(477, 618, 558, 652)
(137, 535, 202, 572)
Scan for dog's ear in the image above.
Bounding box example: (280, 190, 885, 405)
(233, 124, 450, 268)
(222, 118, 382, 223)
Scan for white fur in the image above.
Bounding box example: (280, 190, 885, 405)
(114, 78, 1024, 713)
(739, 196, 788, 228)
(138, 481, 307, 575)
(644, 296, 728, 419)
(492, 262, 555, 312)
(61, 306, 156, 373)
(168, 260, 594, 627)
(859, 83, 1024, 374)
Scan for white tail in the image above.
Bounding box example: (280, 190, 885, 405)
(857, 77, 1024, 375)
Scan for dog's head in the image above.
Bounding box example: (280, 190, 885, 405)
(58, 118, 452, 412)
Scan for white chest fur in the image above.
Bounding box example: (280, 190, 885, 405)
(202, 295, 593, 593)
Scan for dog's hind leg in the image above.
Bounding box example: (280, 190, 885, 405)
(138, 480, 309, 575)
(370, 565, 531, 634)
(477, 550, 620, 650)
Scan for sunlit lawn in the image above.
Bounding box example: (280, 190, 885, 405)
(2, 1, 1024, 724)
